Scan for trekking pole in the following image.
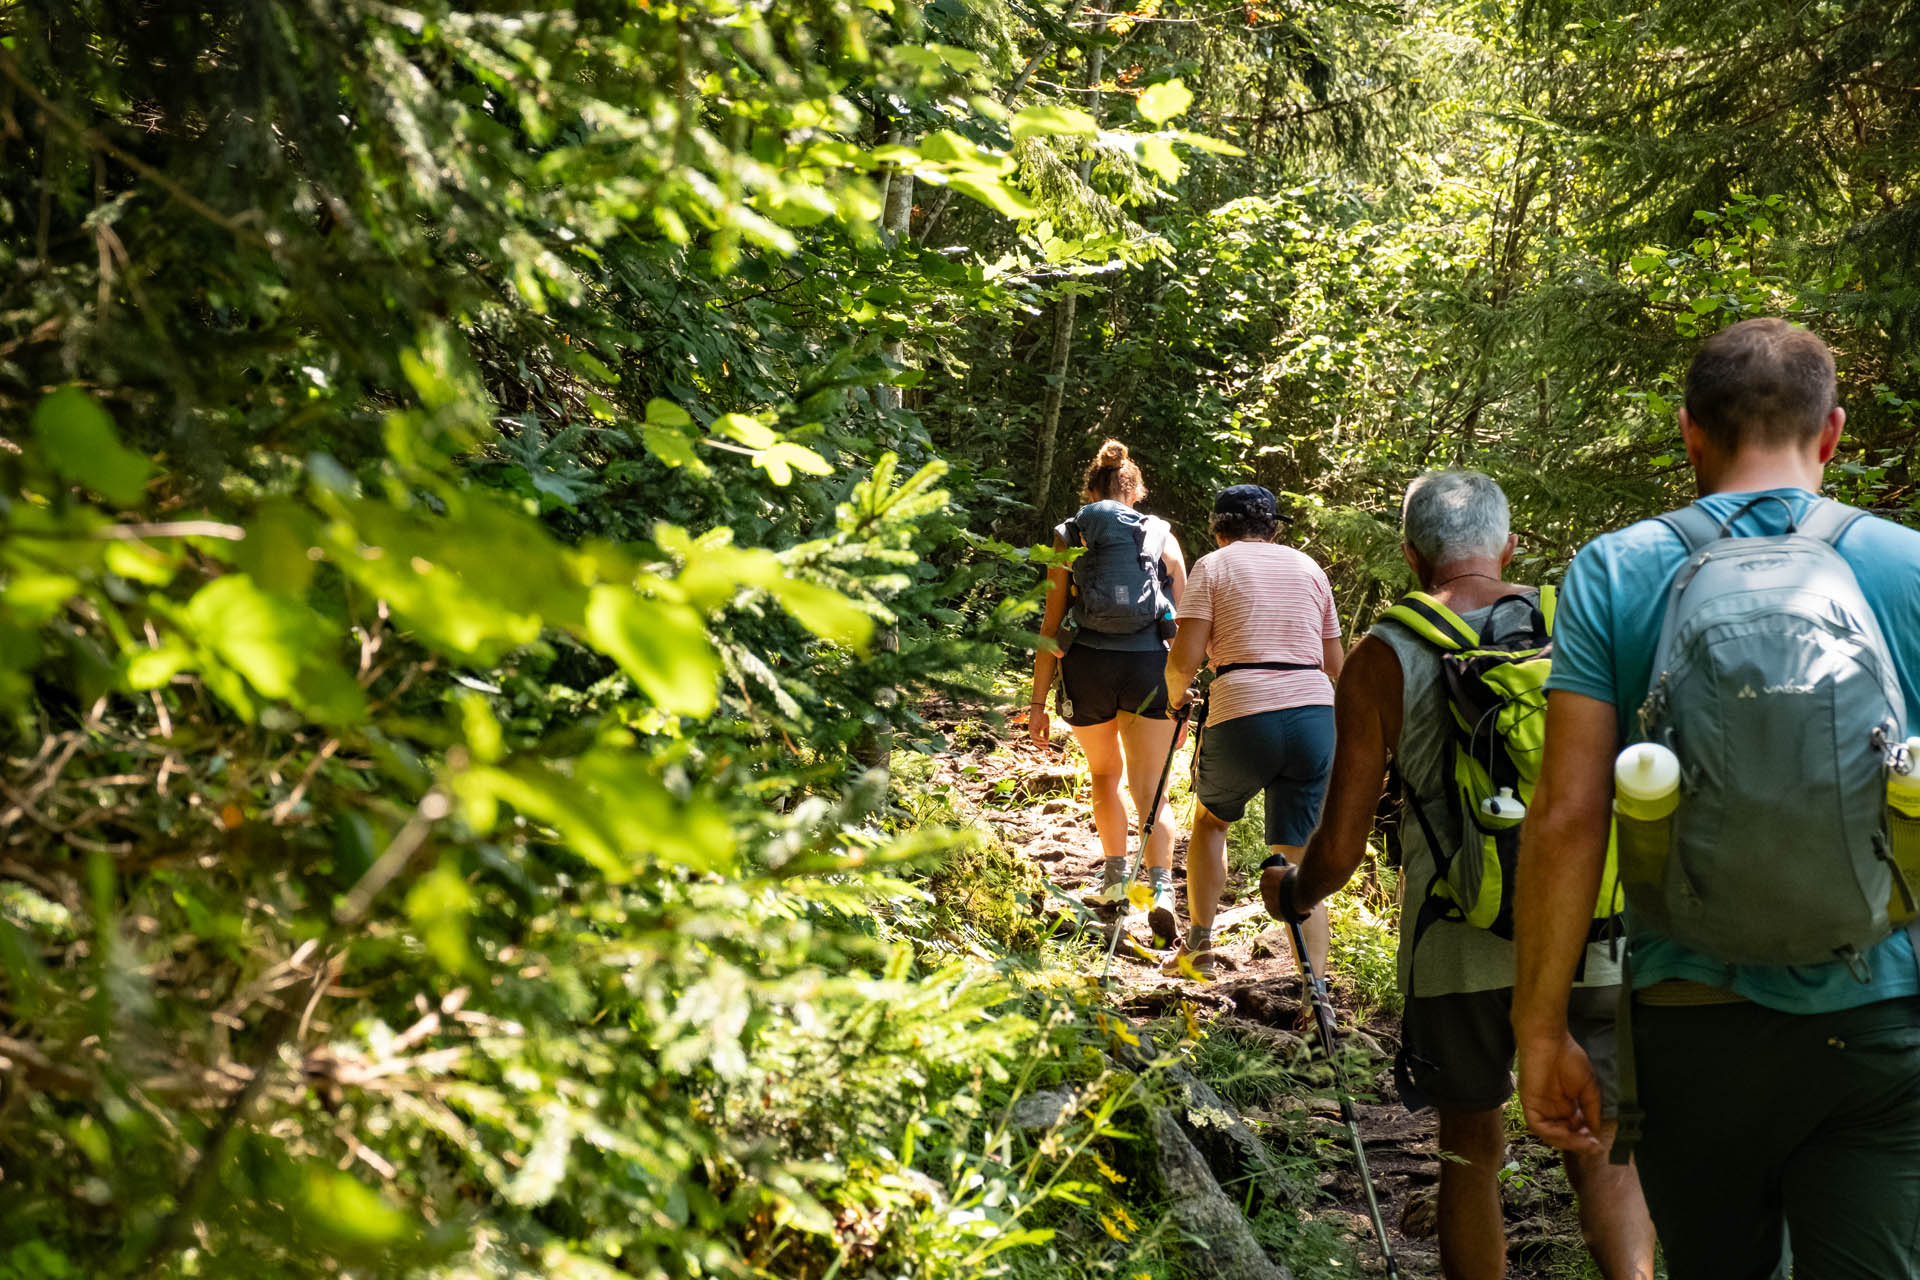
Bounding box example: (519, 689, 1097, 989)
(1280, 888, 1402, 1280)
(1096, 700, 1192, 982)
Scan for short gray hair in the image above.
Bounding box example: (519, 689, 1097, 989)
(1401, 470, 1510, 565)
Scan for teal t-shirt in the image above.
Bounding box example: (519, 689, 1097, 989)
(1548, 487, 1920, 1013)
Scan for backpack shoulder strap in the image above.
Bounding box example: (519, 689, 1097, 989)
(1378, 592, 1479, 652)
(1140, 515, 1170, 562)
(1538, 584, 1556, 636)
(1654, 505, 1721, 555)
(1792, 497, 1868, 548)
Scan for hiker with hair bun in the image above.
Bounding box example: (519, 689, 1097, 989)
(1030, 440, 1188, 937)
(1263, 470, 1653, 1279)
(1162, 484, 1343, 979)
(1516, 317, 1920, 1277)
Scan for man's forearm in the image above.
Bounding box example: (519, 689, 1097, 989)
(1513, 693, 1619, 1038)
(1513, 809, 1609, 1035)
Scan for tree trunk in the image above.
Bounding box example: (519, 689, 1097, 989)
(875, 150, 914, 414)
(1029, 1, 1110, 517)
(1032, 291, 1079, 515)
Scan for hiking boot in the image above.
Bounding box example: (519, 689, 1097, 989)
(1081, 861, 1130, 914)
(1159, 943, 1215, 981)
(1147, 883, 1178, 948)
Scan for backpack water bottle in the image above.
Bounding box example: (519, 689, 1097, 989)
(1888, 738, 1920, 923)
(1614, 743, 1679, 891)
(1634, 496, 1906, 966)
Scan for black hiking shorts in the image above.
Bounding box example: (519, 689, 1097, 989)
(1057, 645, 1169, 725)
(1395, 984, 1619, 1114)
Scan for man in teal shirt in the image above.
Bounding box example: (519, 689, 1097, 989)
(1514, 318, 1920, 1278)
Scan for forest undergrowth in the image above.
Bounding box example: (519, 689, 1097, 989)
(887, 677, 1622, 1279)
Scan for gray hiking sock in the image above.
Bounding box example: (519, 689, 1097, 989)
(1100, 856, 1127, 887)
(1187, 924, 1213, 954)
(1145, 865, 1171, 890)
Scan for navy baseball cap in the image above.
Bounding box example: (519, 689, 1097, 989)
(1212, 484, 1277, 520)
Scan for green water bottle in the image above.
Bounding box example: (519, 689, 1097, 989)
(1614, 742, 1679, 890)
(1887, 737, 1920, 923)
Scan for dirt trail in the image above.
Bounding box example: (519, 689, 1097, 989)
(924, 706, 1593, 1278)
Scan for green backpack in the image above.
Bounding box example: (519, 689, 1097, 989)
(1379, 588, 1622, 944)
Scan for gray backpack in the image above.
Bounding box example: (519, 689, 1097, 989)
(1634, 496, 1906, 966)
(1063, 501, 1174, 636)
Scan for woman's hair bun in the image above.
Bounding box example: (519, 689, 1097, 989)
(1081, 438, 1145, 503)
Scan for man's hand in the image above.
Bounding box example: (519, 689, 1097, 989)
(1027, 705, 1051, 749)
(1517, 1028, 1606, 1157)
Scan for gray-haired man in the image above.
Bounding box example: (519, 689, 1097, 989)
(1263, 472, 1655, 1279)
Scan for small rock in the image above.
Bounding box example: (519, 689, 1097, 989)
(1400, 1185, 1438, 1238)
(1011, 767, 1077, 801)
(1348, 1029, 1386, 1058)
(1234, 1023, 1308, 1059)
(1248, 927, 1290, 960)
(1033, 848, 1067, 863)
(1010, 1088, 1077, 1132)
(1040, 799, 1071, 814)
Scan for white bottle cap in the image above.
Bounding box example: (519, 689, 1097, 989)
(1894, 737, 1920, 790)
(1614, 742, 1680, 801)
(1479, 787, 1527, 821)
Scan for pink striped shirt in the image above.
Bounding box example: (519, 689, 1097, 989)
(1177, 540, 1341, 724)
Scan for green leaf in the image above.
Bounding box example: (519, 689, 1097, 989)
(1629, 252, 1665, 275)
(104, 539, 178, 586)
(300, 1168, 412, 1246)
(1011, 105, 1097, 143)
(183, 576, 320, 700)
(125, 643, 192, 690)
(754, 442, 834, 487)
(457, 690, 504, 764)
(405, 858, 473, 973)
(948, 173, 1038, 221)
(584, 587, 720, 716)
(714, 413, 777, 449)
(768, 578, 874, 650)
(1137, 79, 1193, 125)
(30, 388, 151, 507)
(644, 398, 693, 428)
(1137, 136, 1183, 183)
(642, 425, 702, 470)
(1174, 130, 1245, 157)
(233, 502, 318, 596)
(5, 574, 79, 622)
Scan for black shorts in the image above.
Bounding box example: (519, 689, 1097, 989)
(1395, 984, 1619, 1114)
(1193, 705, 1334, 845)
(1058, 645, 1168, 725)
